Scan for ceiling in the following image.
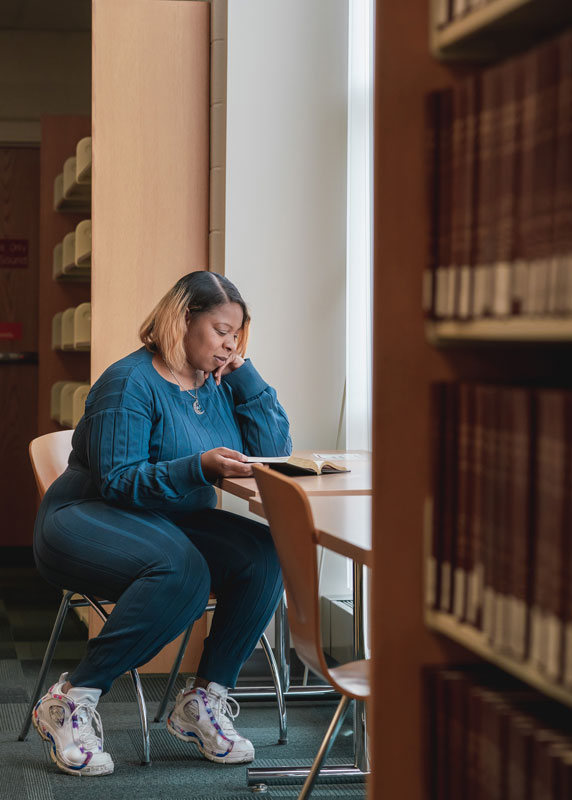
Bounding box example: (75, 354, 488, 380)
(0, 0, 91, 31)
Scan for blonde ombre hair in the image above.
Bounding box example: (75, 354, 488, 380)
(139, 271, 250, 371)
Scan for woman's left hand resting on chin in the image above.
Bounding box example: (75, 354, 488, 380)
(206, 353, 245, 386)
(200, 447, 253, 482)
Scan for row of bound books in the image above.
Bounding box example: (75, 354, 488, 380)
(429, 666, 572, 800)
(429, 382, 572, 687)
(423, 28, 572, 321)
(435, 0, 496, 30)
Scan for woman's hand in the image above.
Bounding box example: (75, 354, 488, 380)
(212, 353, 245, 386)
(200, 447, 253, 482)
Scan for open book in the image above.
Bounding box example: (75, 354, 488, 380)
(246, 455, 351, 476)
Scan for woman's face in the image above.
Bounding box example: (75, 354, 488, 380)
(183, 301, 244, 373)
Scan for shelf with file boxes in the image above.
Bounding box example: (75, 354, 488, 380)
(423, 28, 572, 331)
(50, 381, 90, 428)
(426, 381, 572, 710)
(52, 221, 91, 281)
(431, 0, 572, 61)
(51, 303, 91, 351)
(53, 137, 91, 212)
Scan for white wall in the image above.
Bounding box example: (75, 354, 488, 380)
(0, 30, 91, 143)
(225, 0, 348, 453)
(223, 0, 351, 599)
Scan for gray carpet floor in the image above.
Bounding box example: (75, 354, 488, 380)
(0, 567, 365, 800)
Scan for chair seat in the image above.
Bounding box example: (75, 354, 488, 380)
(329, 659, 369, 701)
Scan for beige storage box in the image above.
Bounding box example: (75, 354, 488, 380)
(61, 307, 76, 350)
(72, 384, 90, 427)
(62, 232, 76, 274)
(50, 381, 69, 423)
(76, 137, 92, 184)
(60, 382, 90, 428)
(51, 311, 63, 350)
(73, 302, 91, 350)
(75, 220, 91, 268)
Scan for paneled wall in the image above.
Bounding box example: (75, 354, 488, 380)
(0, 148, 39, 546)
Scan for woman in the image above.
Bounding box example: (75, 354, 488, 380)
(32, 270, 291, 776)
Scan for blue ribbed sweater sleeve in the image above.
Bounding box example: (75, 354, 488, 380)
(85, 408, 211, 510)
(222, 360, 292, 457)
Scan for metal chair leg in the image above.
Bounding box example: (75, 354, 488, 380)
(275, 595, 291, 692)
(18, 590, 75, 741)
(84, 596, 150, 766)
(153, 623, 194, 723)
(298, 694, 352, 800)
(259, 632, 287, 744)
(129, 668, 151, 765)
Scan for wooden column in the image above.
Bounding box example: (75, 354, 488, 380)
(91, 0, 210, 380)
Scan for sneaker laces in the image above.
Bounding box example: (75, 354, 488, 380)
(208, 692, 242, 737)
(74, 704, 104, 753)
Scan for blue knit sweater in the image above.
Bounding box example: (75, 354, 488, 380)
(63, 347, 292, 517)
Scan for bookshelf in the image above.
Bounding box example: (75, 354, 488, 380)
(38, 116, 91, 437)
(371, 1, 572, 798)
(426, 609, 572, 710)
(431, 0, 572, 60)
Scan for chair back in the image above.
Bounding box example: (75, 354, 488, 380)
(29, 430, 74, 498)
(252, 464, 331, 683)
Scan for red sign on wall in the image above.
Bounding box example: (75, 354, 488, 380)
(0, 239, 28, 269)
(0, 322, 23, 340)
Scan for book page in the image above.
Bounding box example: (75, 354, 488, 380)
(313, 453, 363, 460)
(245, 456, 289, 463)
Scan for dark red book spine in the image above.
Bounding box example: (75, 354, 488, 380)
(458, 73, 480, 320)
(467, 384, 486, 628)
(508, 387, 534, 661)
(428, 382, 447, 610)
(553, 30, 572, 315)
(494, 57, 522, 318)
(481, 384, 499, 642)
(423, 91, 442, 320)
(436, 88, 454, 320)
(474, 66, 502, 319)
(531, 390, 567, 680)
(454, 382, 475, 620)
(440, 382, 459, 613)
(507, 715, 534, 800)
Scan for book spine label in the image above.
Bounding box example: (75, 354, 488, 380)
(545, 612, 563, 681)
(509, 596, 527, 661)
(564, 622, 572, 688)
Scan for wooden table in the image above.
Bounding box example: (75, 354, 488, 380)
(249, 494, 372, 568)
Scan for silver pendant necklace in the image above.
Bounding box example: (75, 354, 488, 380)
(163, 358, 204, 415)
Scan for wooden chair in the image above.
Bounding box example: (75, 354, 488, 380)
(252, 464, 370, 800)
(18, 429, 153, 764)
(19, 431, 287, 766)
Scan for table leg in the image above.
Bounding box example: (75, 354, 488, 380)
(352, 561, 369, 773)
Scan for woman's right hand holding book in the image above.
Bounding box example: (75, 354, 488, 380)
(200, 447, 254, 482)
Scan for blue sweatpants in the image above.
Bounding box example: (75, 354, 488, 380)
(33, 493, 283, 694)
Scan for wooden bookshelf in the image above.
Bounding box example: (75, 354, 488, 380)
(38, 116, 91, 437)
(426, 608, 572, 710)
(427, 318, 572, 344)
(430, 0, 572, 61)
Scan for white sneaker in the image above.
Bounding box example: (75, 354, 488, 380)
(167, 680, 255, 764)
(32, 672, 114, 776)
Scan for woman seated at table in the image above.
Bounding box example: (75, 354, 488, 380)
(32, 270, 292, 776)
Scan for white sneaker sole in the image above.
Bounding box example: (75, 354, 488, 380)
(32, 712, 114, 777)
(166, 718, 254, 764)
